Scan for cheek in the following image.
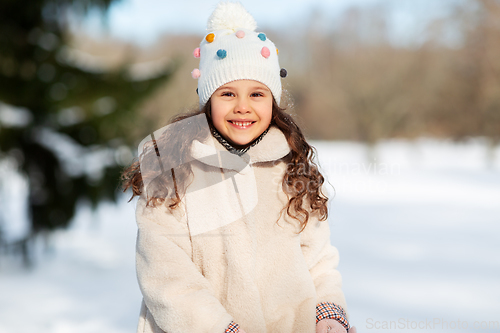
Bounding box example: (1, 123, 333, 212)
(210, 103, 226, 130)
(259, 105, 273, 127)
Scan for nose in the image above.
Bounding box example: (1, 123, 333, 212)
(235, 96, 251, 113)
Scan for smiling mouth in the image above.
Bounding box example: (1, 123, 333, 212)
(228, 120, 256, 128)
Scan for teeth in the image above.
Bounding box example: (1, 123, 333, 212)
(232, 121, 252, 127)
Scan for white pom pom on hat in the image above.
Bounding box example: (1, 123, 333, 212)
(207, 1, 257, 32)
(192, 1, 285, 108)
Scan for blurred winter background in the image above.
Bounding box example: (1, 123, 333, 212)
(0, 0, 499, 332)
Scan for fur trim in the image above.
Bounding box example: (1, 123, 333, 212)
(246, 126, 290, 163)
(190, 126, 290, 170)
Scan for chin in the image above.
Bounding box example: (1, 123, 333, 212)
(231, 141, 251, 149)
(229, 136, 254, 148)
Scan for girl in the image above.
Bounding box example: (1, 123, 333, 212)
(121, 2, 352, 333)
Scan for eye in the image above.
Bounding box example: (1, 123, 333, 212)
(251, 92, 264, 97)
(221, 91, 235, 97)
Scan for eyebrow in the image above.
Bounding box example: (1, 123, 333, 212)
(217, 86, 269, 91)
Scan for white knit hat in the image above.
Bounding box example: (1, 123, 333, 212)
(191, 2, 286, 107)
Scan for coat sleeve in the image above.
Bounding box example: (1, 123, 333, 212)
(135, 194, 234, 333)
(299, 212, 348, 314)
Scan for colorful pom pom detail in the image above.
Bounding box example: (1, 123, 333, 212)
(217, 49, 227, 59)
(261, 47, 270, 58)
(193, 47, 200, 58)
(236, 30, 245, 38)
(191, 68, 201, 79)
(276, 48, 279, 55)
(258, 33, 266, 41)
(206, 33, 215, 43)
(280, 68, 287, 78)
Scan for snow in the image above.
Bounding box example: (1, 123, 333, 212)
(0, 199, 141, 333)
(1, 138, 499, 333)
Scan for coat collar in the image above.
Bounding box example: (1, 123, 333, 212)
(190, 125, 290, 171)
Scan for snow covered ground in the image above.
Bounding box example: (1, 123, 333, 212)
(1, 138, 499, 333)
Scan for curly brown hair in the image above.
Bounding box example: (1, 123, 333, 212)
(120, 98, 328, 232)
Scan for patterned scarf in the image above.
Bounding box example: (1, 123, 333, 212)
(210, 126, 270, 156)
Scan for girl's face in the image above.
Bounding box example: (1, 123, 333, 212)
(210, 80, 273, 149)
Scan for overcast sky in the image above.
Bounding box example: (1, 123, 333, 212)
(78, 0, 458, 46)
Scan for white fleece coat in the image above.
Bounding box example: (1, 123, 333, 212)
(135, 125, 347, 333)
